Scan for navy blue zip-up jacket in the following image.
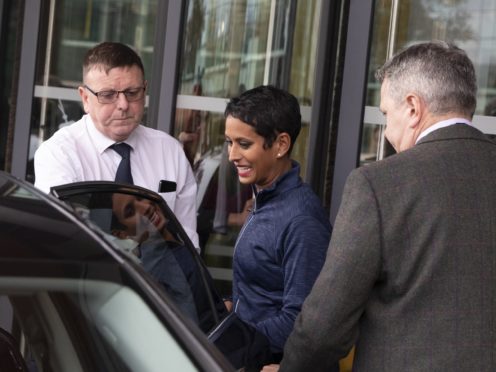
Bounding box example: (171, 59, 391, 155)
(232, 161, 332, 353)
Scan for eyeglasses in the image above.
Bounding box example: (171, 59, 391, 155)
(84, 85, 145, 104)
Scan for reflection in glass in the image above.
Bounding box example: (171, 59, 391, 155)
(4, 281, 194, 372)
(109, 193, 200, 325)
(176, 0, 322, 288)
(178, 0, 320, 99)
(60, 190, 223, 333)
(362, 0, 496, 163)
(27, 95, 85, 183)
(27, 0, 158, 182)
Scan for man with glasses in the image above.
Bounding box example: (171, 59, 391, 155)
(34, 41, 199, 248)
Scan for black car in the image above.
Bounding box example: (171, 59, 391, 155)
(0, 172, 270, 371)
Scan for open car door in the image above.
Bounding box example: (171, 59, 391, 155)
(51, 181, 271, 370)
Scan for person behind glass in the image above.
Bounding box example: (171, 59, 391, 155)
(264, 41, 496, 372)
(34, 41, 199, 249)
(223, 85, 334, 367)
(177, 82, 204, 165)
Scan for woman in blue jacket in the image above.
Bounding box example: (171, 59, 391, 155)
(224, 85, 333, 366)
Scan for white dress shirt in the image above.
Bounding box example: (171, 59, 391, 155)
(416, 117, 471, 144)
(34, 114, 199, 248)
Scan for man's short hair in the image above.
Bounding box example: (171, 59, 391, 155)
(83, 41, 145, 79)
(375, 41, 477, 118)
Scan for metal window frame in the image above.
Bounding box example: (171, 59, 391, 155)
(148, 0, 186, 133)
(329, 0, 375, 223)
(148, 0, 377, 226)
(0, 1, 4, 36)
(9, 0, 377, 221)
(11, 0, 183, 177)
(11, 0, 40, 179)
(306, 0, 348, 203)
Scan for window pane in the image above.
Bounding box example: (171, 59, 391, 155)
(0, 2, 22, 172)
(54, 189, 227, 333)
(2, 282, 196, 372)
(27, 0, 157, 183)
(362, 0, 496, 163)
(179, 0, 319, 99)
(176, 0, 322, 289)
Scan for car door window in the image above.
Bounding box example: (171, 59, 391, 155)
(51, 182, 274, 369)
(0, 279, 198, 372)
(52, 185, 227, 333)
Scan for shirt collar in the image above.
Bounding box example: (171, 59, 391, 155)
(85, 114, 138, 153)
(416, 117, 471, 144)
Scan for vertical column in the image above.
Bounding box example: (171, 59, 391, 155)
(11, 0, 41, 179)
(330, 0, 375, 222)
(148, 0, 185, 133)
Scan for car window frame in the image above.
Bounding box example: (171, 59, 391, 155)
(50, 181, 223, 327)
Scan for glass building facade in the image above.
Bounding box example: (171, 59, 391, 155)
(2, 0, 496, 295)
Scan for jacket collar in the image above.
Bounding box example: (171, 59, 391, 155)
(416, 118, 471, 144)
(253, 160, 302, 206)
(417, 122, 493, 146)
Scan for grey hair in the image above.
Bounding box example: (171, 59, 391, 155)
(375, 41, 477, 118)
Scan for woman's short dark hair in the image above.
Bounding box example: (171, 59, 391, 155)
(224, 85, 302, 153)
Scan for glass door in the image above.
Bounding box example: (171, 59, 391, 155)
(361, 0, 496, 163)
(27, 0, 158, 183)
(175, 0, 323, 292)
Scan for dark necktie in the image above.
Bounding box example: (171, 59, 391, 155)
(111, 143, 134, 185)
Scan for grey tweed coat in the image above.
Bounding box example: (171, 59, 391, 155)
(281, 123, 496, 372)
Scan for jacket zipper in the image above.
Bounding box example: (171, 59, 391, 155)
(232, 197, 257, 315)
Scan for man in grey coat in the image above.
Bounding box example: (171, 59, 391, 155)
(265, 41, 496, 371)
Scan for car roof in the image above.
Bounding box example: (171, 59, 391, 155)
(0, 172, 117, 263)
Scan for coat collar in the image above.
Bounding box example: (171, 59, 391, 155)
(416, 123, 494, 146)
(252, 160, 302, 205)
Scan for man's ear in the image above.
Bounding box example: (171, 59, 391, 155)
(78, 85, 90, 113)
(275, 132, 291, 158)
(405, 93, 423, 128)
